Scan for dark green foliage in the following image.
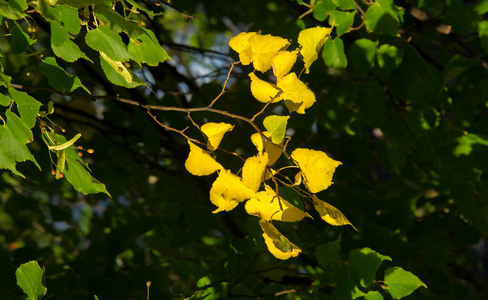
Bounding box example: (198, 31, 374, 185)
(1, 0, 487, 299)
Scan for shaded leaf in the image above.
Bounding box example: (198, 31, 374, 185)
(40, 57, 90, 93)
(323, 37, 347, 69)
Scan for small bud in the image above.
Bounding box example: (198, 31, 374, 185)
(87, 149, 95, 154)
(51, 170, 56, 175)
(78, 152, 83, 157)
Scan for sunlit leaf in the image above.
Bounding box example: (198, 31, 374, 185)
(85, 25, 131, 61)
(242, 153, 269, 192)
(246, 185, 310, 222)
(313, 195, 356, 230)
(259, 219, 301, 259)
(271, 50, 298, 78)
(15, 261, 47, 300)
(249, 72, 282, 103)
(8, 87, 41, 129)
(185, 141, 223, 176)
(298, 26, 332, 73)
(349, 247, 391, 287)
(229, 32, 258, 65)
(201, 122, 234, 151)
(291, 148, 341, 193)
(209, 169, 254, 213)
(277, 72, 316, 114)
(384, 267, 427, 299)
(263, 115, 289, 144)
(49, 133, 111, 196)
(249, 34, 290, 72)
(250, 132, 283, 165)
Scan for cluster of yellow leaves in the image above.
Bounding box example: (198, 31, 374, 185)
(229, 27, 332, 114)
(184, 28, 355, 260)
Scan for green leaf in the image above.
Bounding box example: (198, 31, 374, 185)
(315, 234, 343, 271)
(10, 22, 36, 54)
(99, 53, 145, 88)
(331, 274, 366, 300)
(384, 267, 427, 299)
(94, 3, 139, 34)
(8, 87, 41, 128)
(453, 133, 488, 157)
(323, 37, 347, 69)
(0, 93, 11, 106)
(329, 10, 356, 36)
(347, 39, 377, 76)
(443, 54, 476, 85)
(5, 109, 32, 144)
(47, 4, 81, 34)
(85, 25, 131, 62)
(57, 0, 110, 8)
(365, 0, 402, 36)
(359, 82, 387, 126)
(126, 0, 164, 18)
(15, 261, 47, 300)
(50, 133, 110, 196)
(377, 44, 403, 77)
(365, 291, 384, 300)
(128, 28, 171, 66)
(479, 20, 488, 52)
(196, 276, 219, 300)
(331, 0, 355, 10)
(348, 247, 392, 287)
(313, 0, 337, 21)
(0, 124, 40, 178)
(0, 0, 27, 20)
(50, 21, 92, 63)
(263, 115, 289, 144)
(40, 57, 90, 93)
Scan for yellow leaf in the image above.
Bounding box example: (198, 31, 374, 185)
(246, 185, 310, 222)
(185, 141, 223, 176)
(201, 122, 234, 151)
(229, 32, 258, 65)
(259, 219, 301, 260)
(313, 195, 357, 231)
(210, 169, 255, 213)
(291, 148, 341, 193)
(250, 132, 283, 165)
(249, 73, 282, 103)
(242, 153, 269, 192)
(271, 50, 298, 78)
(277, 73, 316, 114)
(249, 34, 290, 72)
(298, 26, 332, 74)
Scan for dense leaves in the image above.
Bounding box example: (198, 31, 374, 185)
(1, 0, 487, 299)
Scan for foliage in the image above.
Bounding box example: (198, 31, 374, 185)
(0, 0, 487, 299)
